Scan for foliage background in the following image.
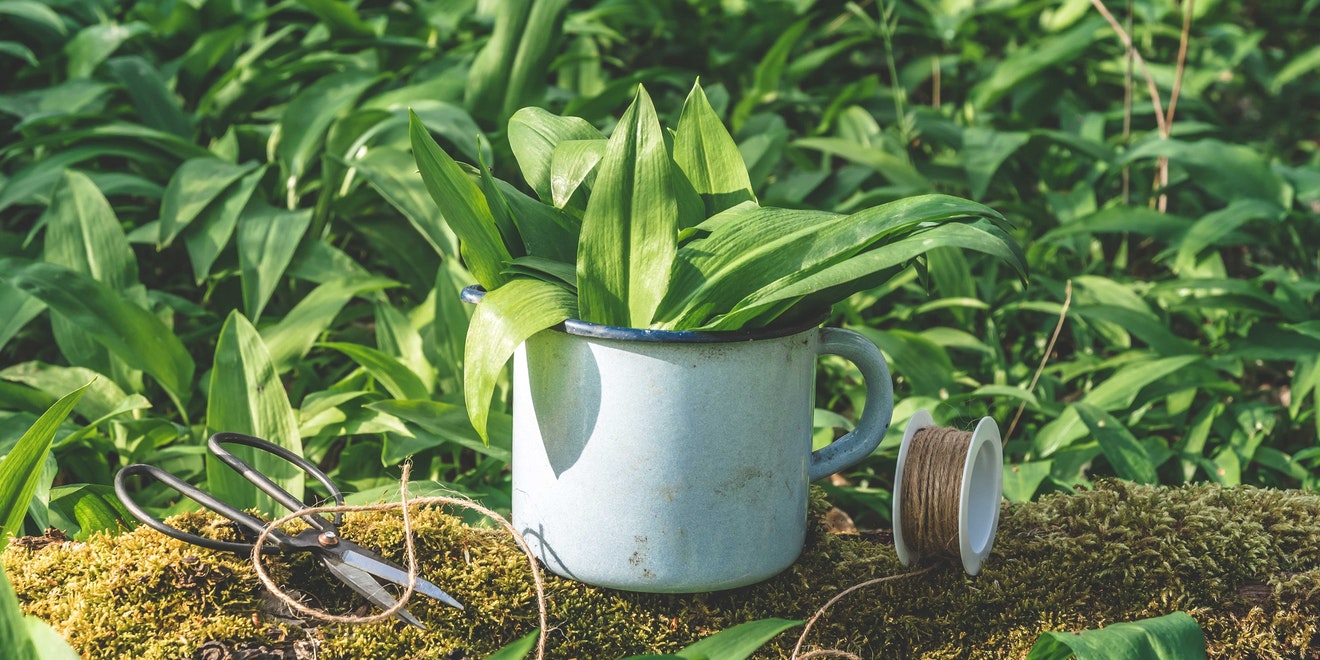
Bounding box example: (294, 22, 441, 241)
(0, 0, 1317, 540)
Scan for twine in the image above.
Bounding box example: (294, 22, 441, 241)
(900, 427, 974, 562)
(789, 565, 937, 659)
(248, 464, 549, 660)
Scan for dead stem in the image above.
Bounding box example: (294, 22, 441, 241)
(1004, 280, 1073, 446)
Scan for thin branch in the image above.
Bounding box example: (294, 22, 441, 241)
(1087, 0, 1168, 137)
(1004, 280, 1073, 446)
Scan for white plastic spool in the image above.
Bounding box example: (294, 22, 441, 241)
(891, 410, 1004, 575)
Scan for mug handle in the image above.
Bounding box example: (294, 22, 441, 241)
(808, 328, 895, 482)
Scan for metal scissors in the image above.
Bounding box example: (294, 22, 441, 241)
(113, 432, 462, 629)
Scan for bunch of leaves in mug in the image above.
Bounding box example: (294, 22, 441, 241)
(409, 81, 1027, 440)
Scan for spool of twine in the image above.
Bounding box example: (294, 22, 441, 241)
(891, 410, 1003, 575)
(898, 426, 973, 561)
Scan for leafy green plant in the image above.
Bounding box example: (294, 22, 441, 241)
(1026, 612, 1207, 660)
(489, 618, 801, 660)
(411, 81, 1026, 439)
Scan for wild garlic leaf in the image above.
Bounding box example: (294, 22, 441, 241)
(464, 279, 576, 442)
(409, 110, 512, 291)
(508, 106, 603, 203)
(674, 81, 756, 217)
(576, 85, 678, 327)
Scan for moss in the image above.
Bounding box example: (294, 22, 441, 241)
(3, 481, 1317, 658)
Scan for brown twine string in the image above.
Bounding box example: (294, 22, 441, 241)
(789, 565, 937, 659)
(249, 464, 549, 660)
(900, 427, 973, 562)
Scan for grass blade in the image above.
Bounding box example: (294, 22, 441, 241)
(0, 382, 87, 539)
(576, 85, 678, 327)
(206, 312, 303, 516)
(464, 279, 576, 442)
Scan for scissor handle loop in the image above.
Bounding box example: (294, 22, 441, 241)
(207, 432, 345, 531)
(113, 463, 293, 554)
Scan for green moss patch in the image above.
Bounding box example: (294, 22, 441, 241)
(3, 481, 1317, 658)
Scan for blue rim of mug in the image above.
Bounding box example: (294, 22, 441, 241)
(461, 285, 827, 343)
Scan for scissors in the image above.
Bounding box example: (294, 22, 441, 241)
(113, 432, 463, 629)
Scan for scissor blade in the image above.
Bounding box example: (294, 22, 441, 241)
(339, 548, 464, 610)
(322, 557, 427, 630)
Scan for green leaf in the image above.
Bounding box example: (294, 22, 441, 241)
(261, 276, 398, 373)
(42, 170, 139, 292)
(674, 81, 756, 216)
(576, 85, 679, 327)
(1173, 199, 1286, 272)
(0, 283, 44, 354)
(157, 158, 259, 248)
(277, 70, 376, 190)
(1026, 612, 1206, 660)
(464, 279, 576, 442)
(731, 17, 810, 129)
(490, 178, 579, 264)
(432, 260, 473, 383)
(1003, 460, 1053, 502)
(409, 110, 512, 290)
(237, 203, 312, 322)
(486, 629, 539, 660)
(699, 214, 1023, 331)
(674, 618, 801, 660)
(47, 484, 130, 540)
(206, 312, 303, 516)
(963, 127, 1031, 201)
(549, 139, 605, 209)
(319, 342, 430, 402)
(294, 0, 376, 37)
(1269, 44, 1320, 94)
(0, 260, 194, 411)
(351, 147, 459, 258)
(0, 363, 131, 422)
(970, 16, 1104, 110)
(794, 137, 929, 191)
(183, 165, 266, 284)
(370, 399, 512, 463)
(464, 0, 572, 122)
(0, 383, 87, 539)
(1120, 138, 1290, 207)
(508, 107, 603, 203)
(0, 41, 36, 68)
(65, 21, 149, 79)
(0, 79, 109, 129)
(1074, 403, 1157, 484)
(374, 301, 435, 392)
(104, 56, 191, 138)
(0, 1, 66, 36)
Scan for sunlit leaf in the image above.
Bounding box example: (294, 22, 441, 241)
(409, 110, 512, 290)
(0, 382, 87, 538)
(206, 312, 303, 516)
(576, 85, 678, 327)
(464, 279, 576, 442)
(674, 81, 756, 216)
